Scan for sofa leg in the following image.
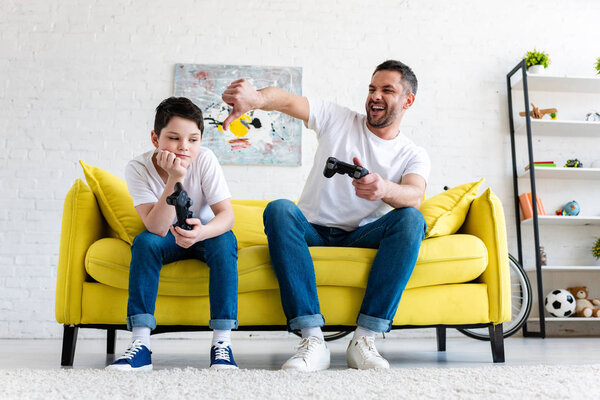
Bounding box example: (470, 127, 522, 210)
(61, 325, 79, 366)
(107, 328, 116, 355)
(489, 324, 505, 363)
(436, 327, 446, 352)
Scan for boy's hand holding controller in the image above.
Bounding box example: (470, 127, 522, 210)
(169, 220, 208, 249)
(351, 157, 391, 202)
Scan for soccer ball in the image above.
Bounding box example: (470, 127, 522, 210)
(544, 289, 576, 317)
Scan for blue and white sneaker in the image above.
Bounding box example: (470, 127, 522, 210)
(106, 339, 152, 371)
(210, 341, 238, 370)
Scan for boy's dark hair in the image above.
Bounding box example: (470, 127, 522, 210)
(154, 97, 204, 137)
(373, 60, 418, 96)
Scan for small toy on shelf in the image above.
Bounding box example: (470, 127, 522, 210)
(592, 238, 600, 261)
(585, 112, 600, 122)
(544, 289, 576, 317)
(550, 112, 557, 120)
(567, 287, 600, 318)
(539, 246, 547, 266)
(519, 103, 557, 119)
(564, 159, 583, 168)
(555, 200, 580, 216)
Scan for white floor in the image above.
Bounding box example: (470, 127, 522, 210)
(1, 332, 598, 370)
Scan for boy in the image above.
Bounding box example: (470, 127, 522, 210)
(107, 97, 239, 371)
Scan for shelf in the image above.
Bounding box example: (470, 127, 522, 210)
(518, 167, 600, 179)
(515, 119, 600, 136)
(542, 266, 600, 271)
(512, 74, 600, 93)
(530, 317, 600, 322)
(521, 216, 600, 226)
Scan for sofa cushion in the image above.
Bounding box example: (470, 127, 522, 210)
(80, 161, 145, 245)
(420, 179, 484, 238)
(85, 234, 487, 296)
(231, 200, 270, 249)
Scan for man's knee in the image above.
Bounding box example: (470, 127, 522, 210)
(263, 199, 298, 226)
(388, 207, 426, 238)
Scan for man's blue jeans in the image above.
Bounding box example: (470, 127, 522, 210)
(126, 230, 238, 331)
(263, 199, 426, 333)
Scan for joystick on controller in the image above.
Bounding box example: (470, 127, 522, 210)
(166, 182, 195, 230)
(323, 157, 369, 179)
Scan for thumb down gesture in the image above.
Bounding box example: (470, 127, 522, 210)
(221, 78, 262, 131)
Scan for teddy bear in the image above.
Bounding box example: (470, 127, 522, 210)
(567, 286, 600, 317)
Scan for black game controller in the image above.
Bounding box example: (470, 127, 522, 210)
(323, 157, 369, 179)
(166, 182, 195, 230)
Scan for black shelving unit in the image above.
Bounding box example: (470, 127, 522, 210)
(506, 59, 546, 338)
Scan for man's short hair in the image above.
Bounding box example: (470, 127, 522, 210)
(373, 60, 418, 96)
(154, 97, 204, 137)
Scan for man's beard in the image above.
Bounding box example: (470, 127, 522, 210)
(366, 105, 399, 128)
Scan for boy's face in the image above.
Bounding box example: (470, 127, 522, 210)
(151, 116, 202, 169)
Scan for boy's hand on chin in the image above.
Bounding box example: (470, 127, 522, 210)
(169, 218, 206, 248)
(156, 150, 187, 181)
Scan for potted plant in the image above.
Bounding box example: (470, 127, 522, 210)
(595, 57, 600, 75)
(524, 49, 551, 74)
(593, 237, 600, 263)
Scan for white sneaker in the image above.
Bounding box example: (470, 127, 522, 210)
(346, 336, 390, 370)
(282, 336, 330, 371)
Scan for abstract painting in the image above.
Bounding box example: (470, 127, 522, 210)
(173, 64, 302, 166)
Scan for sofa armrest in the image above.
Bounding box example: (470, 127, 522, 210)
(459, 188, 511, 324)
(55, 179, 107, 325)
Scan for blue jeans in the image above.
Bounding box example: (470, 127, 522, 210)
(126, 230, 238, 331)
(263, 199, 426, 333)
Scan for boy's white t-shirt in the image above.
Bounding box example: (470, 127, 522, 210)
(297, 97, 431, 231)
(125, 147, 231, 225)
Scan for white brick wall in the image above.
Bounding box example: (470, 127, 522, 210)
(2, 0, 600, 338)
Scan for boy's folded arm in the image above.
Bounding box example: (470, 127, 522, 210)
(135, 199, 175, 237)
(202, 198, 235, 239)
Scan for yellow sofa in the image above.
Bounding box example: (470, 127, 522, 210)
(56, 169, 510, 366)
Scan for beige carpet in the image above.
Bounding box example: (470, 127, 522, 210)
(1, 365, 597, 399)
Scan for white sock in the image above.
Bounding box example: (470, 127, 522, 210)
(132, 326, 151, 349)
(353, 326, 376, 340)
(301, 326, 324, 340)
(212, 329, 231, 346)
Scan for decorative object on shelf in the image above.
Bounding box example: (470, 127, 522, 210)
(550, 112, 557, 120)
(544, 289, 575, 317)
(555, 200, 580, 216)
(519, 103, 557, 119)
(567, 287, 600, 318)
(524, 49, 550, 74)
(525, 161, 556, 170)
(519, 192, 546, 220)
(585, 112, 600, 122)
(595, 56, 600, 75)
(564, 159, 583, 168)
(592, 238, 600, 260)
(539, 246, 547, 266)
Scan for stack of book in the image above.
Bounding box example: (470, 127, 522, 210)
(519, 192, 546, 220)
(525, 161, 556, 170)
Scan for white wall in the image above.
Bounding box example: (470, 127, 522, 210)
(2, 0, 600, 338)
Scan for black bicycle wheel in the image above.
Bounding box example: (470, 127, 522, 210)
(458, 254, 532, 340)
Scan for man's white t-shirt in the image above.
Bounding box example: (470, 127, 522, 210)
(125, 147, 231, 225)
(297, 98, 431, 231)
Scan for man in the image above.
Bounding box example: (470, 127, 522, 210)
(222, 60, 430, 370)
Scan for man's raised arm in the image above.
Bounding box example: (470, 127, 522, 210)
(221, 78, 309, 130)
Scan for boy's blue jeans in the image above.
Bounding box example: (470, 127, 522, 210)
(126, 230, 238, 331)
(263, 199, 426, 333)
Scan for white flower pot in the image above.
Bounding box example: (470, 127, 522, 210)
(528, 64, 546, 74)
